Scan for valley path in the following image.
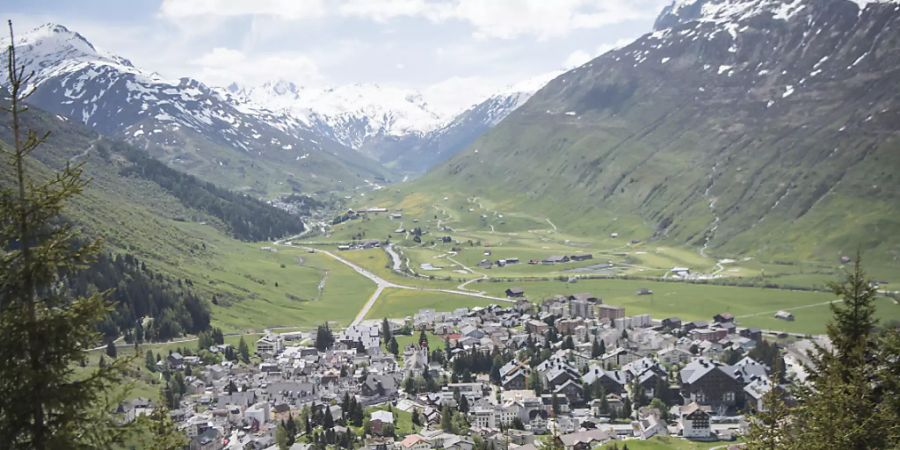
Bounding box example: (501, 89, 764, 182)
(276, 242, 511, 327)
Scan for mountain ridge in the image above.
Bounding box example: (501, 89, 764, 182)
(398, 0, 900, 275)
(1, 23, 392, 197)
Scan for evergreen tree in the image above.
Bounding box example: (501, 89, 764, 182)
(622, 397, 632, 419)
(106, 340, 117, 358)
(528, 370, 544, 394)
(137, 405, 187, 450)
(0, 24, 135, 448)
(238, 336, 250, 363)
(316, 323, 335, 351)
(145, 349, 157, 372)
(591, 338, 602, 358)
(563, 335, 574, 350)
(412, 409, 421, 426)
(745, 259, 900, 449)
(324, 406, 335, 429)
(418, 328, 428, 348)
(382, 318, 393, 344)
(388, 336, 399, 356)
(276, 421, 290, 450)
(440, 405, 454, 432)
(745, 378, 791, 450)
(458, 394, 470, 413)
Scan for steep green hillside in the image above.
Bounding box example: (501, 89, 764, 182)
(392, 0, 900, 279)
(0, 104, 368, 333)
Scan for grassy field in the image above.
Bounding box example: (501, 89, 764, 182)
(364, 288, 495, 320)
(293, 199, 900, 335)
(597, 436, 742, 449)
(366, 405, 417, 437)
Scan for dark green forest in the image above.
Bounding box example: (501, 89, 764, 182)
(117, 144, 305, 241)
(65, 252, 210, 342)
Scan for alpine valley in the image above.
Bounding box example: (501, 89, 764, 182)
(4, 0, 900, 448)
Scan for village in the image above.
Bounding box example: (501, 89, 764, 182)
(121, 288, 813, 450)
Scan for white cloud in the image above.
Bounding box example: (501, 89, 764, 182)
(338, 0, 443, 22)
(563, 37, 641, 69)
(337, 0, 668, 40)
(159, 0, 666, 40)
(563, 50, 592, 69)
(191, 47, 322, 87)
(159, 0, 326, 20)
(421, 76, 510, 117)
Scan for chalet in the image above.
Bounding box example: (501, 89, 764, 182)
(505, 287, 526, 298)
(398, 435, 431, 450)
(167, 352, 184, 370)
(670, 267, 691, 278)
(739, 328, 762, 341)
(369, 410, 394, 436)
(743, 378, 774, 412)
(637, 288, 653, 296)
(569, 254, 593, 262)
(501, 365, 531, 390)
(360, 239, 382, 249)
(635, 408, 667, 440)
(542, 255, 570, 264)
(505, 257, 521, 264)
(389, 213, 403, 219)
(774, 310, 794, 321)
(679, 402, 712, 439)
(581, 366, 627, 395)
(683, 321, 708, 332)
(601, 347, 639, 367)
(567, 293, 599, 303)
(360, 374, 398, 402)
(558, 429, 611, 450)
(661, 317, 682, 329)
(680, 358, 743, 410)
(713, 313, 735, 323)
(689, 327, 728, 343)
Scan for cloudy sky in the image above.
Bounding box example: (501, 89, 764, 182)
(5, 0, 671, 113)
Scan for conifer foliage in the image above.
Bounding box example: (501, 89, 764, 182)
(0, 21, 132, 448)
(746, 257, 900, 449)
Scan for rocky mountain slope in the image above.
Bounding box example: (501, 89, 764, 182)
(411, 0, 900, 270)
(227, 76, 555, 175)
(0, 24, 390, 197)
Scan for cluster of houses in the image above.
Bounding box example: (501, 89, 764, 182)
(120, 290, 801, 449)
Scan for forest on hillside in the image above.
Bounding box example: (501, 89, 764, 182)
(63, 252, 210, 343)
(117, 144, 305, 241)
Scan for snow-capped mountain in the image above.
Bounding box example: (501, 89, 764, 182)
(2, 22, 554, 183)
(420, 0, 900, 261)
(1, 23, 390, 196)
(224, 75, 554, 174)
(228, 81, 446, 145)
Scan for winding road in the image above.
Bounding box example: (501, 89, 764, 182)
(283, 244, 511, 327)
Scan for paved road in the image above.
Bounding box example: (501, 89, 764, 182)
(293, 245, 511, 327)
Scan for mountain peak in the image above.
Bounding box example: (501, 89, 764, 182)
(1, 22, 136, 85)
(9, 22, 100, 58)
(654, 0, 810, 30)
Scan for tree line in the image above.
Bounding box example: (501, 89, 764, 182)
(64, 251, 211, 342)
(116, 143, 305, 241)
